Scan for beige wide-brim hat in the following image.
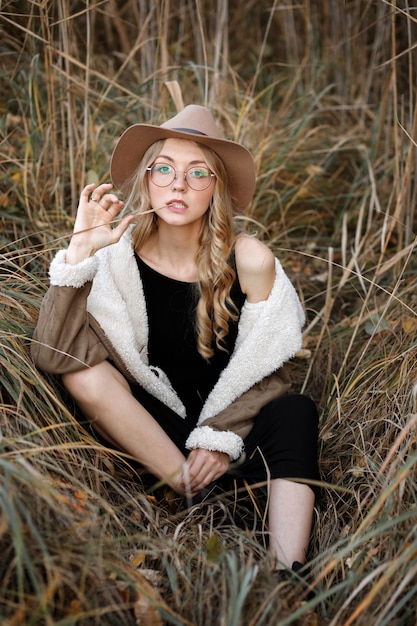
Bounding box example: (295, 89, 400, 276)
(110, 104, 256, 211)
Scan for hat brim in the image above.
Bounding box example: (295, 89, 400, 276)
(110, 125, 255, 211)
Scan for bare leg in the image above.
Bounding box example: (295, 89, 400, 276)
(62, 361, 187, 493)
(268, 478, 315, 568)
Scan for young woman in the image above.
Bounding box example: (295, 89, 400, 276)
(31, 105, 320, 574)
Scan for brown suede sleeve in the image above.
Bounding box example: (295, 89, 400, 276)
(31, 284, 109, 374)
(199, 367, 292, 440)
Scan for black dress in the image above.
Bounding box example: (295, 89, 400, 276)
(129, 253, 320, 492)
(135, 252, 245, 425)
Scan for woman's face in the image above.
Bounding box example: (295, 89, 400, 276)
(147, 138, 215, 228)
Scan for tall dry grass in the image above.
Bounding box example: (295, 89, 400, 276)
(1, 0, 417, 624)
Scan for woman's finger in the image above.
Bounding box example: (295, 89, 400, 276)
(80, 183, 114, 204)
(91, 193, 121, 210)
(109, 215, 136, 242)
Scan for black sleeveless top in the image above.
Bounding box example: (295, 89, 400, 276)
(135, 253, 246, 424)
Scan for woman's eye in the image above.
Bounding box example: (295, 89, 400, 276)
(154, 164, 172, 174)
(189, 168, 209, 179)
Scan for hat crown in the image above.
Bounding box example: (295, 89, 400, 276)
(161, 105, 222, 139)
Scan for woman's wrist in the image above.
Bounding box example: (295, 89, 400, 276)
(66, 241, 95, 265)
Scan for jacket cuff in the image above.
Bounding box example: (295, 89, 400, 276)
(49, 249, 99, 288)
(185, 425, 244, 461)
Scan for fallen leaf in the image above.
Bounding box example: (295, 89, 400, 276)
(73, 489, 88, 502)
(133, 575, 163, 626)
(64, 599, 82, 617)
(139, 569, 163, 586)
(130, 550, 146, 567)
(134, 594, 163, 626)
(205, 534, 224, 562)
(402, 318, 417, 334)
(130, 508, 143, 523)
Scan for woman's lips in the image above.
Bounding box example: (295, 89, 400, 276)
(166, 200, 188, 211)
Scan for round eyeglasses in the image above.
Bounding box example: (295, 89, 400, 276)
(146, 163, 216, 191)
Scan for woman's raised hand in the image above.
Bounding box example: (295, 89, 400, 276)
(66, 183, 135, 265)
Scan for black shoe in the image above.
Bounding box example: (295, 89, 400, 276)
(274, 561, 315, 600)
(291, 560, 309, 576)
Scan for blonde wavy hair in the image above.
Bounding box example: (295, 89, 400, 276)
(123, 139, 241, 360)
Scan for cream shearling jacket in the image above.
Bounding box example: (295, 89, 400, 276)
(31, 230, 305, 461)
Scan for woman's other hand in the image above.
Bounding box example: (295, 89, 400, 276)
(182, 448, 230, 494)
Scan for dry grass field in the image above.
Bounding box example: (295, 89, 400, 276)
(1, 1, 416, 624)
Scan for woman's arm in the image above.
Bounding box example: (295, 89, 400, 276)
(31, 183, 134, 373)
(31, 281, 109, 374)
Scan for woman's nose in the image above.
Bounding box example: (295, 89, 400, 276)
(172, 171, 187, 190)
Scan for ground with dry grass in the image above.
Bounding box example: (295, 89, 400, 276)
(1, 1, 417, 625)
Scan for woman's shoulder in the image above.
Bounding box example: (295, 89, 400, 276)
(235, 234, 275, 273)
(234, 235, 276, 301)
